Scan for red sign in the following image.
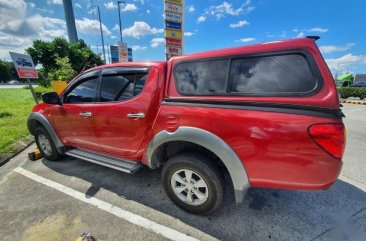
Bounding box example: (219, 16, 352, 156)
(17, 68, 38, 78)
(166, 37, 182, 46)
(166, 46, 182, 55)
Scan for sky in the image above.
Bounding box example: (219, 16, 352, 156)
(0, 0, 365, 75)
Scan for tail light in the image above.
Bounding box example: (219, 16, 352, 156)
(308, 123, 346, 159)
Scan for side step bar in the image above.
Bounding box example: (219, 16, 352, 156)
(65, 148, 142, 174)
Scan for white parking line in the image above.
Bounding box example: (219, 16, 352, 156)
(14, 167, 200, 241)
(349, 108, 366, 112)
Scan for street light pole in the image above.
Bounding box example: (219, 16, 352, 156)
(117, 1, 126, 43)
(94, 5, 106, 63)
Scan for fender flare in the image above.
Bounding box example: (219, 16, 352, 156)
(147, 126, 250, 203)
(27, 112, 64, 153)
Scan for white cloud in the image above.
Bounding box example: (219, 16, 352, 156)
(27, 2, 35, 8)
(297, 32, 305, 38)
(237, 38, 255, 43)
(110, 35, 117, 40)
(151, 38, 165, 48)
(112, 24, 120, 32)
(292, 28, 299, 33)
(309, 27, 328, 33)
(104, 2, 117, 9)
(121, 3, 138, 12)
(229, 20, 249, 28)
(75, 3, 82, 9)
(184, 32, 195, 37)
(131, 45, 147, 51)
(147, 9, 150, 14)
(197, 16, 206, 23)
(188, 5, 195, 12)
(122, 21, 163, 39)
(325, 54, 366, 73)
(47, 0, 62, 5)
(76, 17, 112, 35)
(206, 1, 254, 20)
(319, 43, 355, 54)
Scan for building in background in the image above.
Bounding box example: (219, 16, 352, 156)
(110, 45, 119, 63)
(128, 48, 133, 62)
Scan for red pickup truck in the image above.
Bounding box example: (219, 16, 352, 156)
(28, 37, 346, 214)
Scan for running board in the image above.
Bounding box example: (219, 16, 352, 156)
(65, 148, 142, 174)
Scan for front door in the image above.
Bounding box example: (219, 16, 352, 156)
(93, 67, 157, 157)
(52, 72, 100, 151)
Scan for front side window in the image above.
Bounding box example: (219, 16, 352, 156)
(100, 73, 148, 102)
(174, 59, 229, 95)
(64, 77, 98, 103)
(229, 54, 317, 94)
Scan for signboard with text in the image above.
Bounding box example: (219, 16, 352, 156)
(164, 0, 184, 60)
(165, 12, 182, 22)
(165, 29, 182, 40)
(118, 42, 128, 62)
(166, 37, 182, 46)
(164, 2, 182, 14)
(10, 52, 38, 79)
(165, 21, 182, 30)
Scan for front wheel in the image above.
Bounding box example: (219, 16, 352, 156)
(34, 126, 61, 161)
(161, 152, 225, 214)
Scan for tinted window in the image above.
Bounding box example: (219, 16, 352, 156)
(100, 73, 148, 102)
(64, 77, 98, 103)
(229, 54, 317, 94)
(174, 59, 229, 95)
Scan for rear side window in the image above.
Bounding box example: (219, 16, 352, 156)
(100, 73, 148, 102)
(174, 52, 319, 96)
(174, 59, 229, 95)
(229, 54, 317, 94)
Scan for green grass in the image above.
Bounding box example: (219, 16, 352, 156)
(0, 89, 36, 154)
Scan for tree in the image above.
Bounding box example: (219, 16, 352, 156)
(25, 38, 103, 86)
(48, 56, 76, 82)
(0, 60, 19, 83)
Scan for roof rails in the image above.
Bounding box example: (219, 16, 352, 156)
(306, 36, 320, 41)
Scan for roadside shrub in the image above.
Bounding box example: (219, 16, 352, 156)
(22, 85, 30, 89)
(339, 87, 366, 100)
(34, 86, 53, 99)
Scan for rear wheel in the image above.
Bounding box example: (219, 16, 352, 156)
(34, 126, 61, 161)
(162, 152, 225, 214)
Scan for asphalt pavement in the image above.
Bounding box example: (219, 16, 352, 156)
(0, 103, 365, 241)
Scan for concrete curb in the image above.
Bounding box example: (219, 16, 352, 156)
(340, 99, 366, 105)
(0, 140, 35, 167)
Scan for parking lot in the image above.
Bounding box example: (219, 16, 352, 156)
(0, 103, 365, 241)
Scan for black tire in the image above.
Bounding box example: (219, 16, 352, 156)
(34, 126, 61, 161)
(161, 152, 225, 214)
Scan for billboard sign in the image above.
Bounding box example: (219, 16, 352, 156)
(165, 21, 182, 30)
(165, 12, 182, 23)
(166, 37, 182, 46)
(166, 46, 182, 55)
(118, 42, 128, 62)
(164, 3, 182, 14)
(9, 52, 38, 79)
(166, 0, 183, 5)
(110, 45, 119, 63)
(165, 29, 182, 39)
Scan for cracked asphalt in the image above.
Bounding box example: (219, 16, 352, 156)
(0, 103, 365, 241)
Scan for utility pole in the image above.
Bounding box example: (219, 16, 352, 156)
(117, 1, 126, 43)
(62, 0, 78, 43)
(107, 44, 111, 64)
(93, 5, 106, 63)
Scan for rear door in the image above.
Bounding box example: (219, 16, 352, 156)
(93, 67, 157, 157)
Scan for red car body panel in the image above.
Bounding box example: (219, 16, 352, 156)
(31, 38, 345, 193)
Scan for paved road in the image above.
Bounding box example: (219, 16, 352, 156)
(0, 104, 365, 241)
(0, 84, 38, 89)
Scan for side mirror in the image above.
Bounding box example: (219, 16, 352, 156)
(42, 92, 61, 105)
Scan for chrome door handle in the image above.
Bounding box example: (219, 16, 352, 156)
(79, 112, 92, 117)
(127, 113, 145, 119)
